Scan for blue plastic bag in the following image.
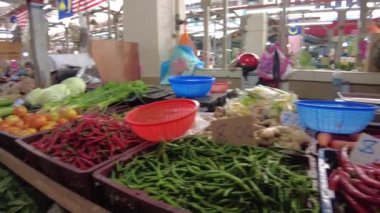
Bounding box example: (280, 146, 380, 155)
(160, 45, 204, 85)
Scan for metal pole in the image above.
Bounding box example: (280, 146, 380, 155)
(64, 27, 70, 53)
(28, 2, 51, 87)
(202, 0, 211, 68)
(107, 0, 112, 39)
(280, 0, 288, 54)
(356, 0, 368, 68)
(222, 0, 228, 70)
(334, 10, 345, 67)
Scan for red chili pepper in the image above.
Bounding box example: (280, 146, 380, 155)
(341, 191, 369, 213)
(351, 179, 380, 197)
(339, 170, 380, 205)
(353, 165, 380, 190)
(340, 146, 355, 174)
(30, 114, 145, 170)
(328, 169, 340, 190)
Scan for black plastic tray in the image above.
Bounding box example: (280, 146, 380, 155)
(318, 148, 339, 213)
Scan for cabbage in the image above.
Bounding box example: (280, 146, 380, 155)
(25, 88, 44, 106)
(39, 84, 71, 105)
(61, 77, 86, 96)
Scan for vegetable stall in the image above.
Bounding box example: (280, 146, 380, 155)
(0, 76, 378, 213)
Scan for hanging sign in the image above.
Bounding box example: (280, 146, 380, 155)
(350, 133, 380, 165)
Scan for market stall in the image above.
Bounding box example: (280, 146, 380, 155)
(0, 74, 378, 213)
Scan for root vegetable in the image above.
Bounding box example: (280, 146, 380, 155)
(258, 127, 281, 139)
(290, 130, 310, 144)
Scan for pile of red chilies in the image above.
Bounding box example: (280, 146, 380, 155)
(328, 147, 380, 213)
(31, 114, 143, 170)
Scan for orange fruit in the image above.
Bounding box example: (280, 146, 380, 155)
(13, 106, 28, 118)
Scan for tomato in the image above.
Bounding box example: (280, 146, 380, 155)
(5, 115, 21, 126)
(57, 118, 68, 124)
(0, 122, 10, 130)
(13, 106, 28, 118)
(13, 120, 25, 129)
(60, 108, 78, 120)
(30, 115, 47, 130)
(8, 127, 21, 136)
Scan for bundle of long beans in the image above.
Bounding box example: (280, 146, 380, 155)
(44, 81, 148, 111)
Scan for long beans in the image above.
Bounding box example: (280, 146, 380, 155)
(44, 81, 148, 111)
(111, 137, 319, 213)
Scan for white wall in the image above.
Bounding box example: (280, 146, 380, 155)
(243, 13, 268, 56)
(123, 0, 185, 77)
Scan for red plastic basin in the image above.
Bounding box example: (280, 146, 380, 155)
(125, 99, 199, 142)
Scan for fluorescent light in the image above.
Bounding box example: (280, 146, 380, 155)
(0, 33, 13, 39)
(73, 50, 79, 55)
(288, 21, 333, 26)
(287, 5, 316, 11)
(22, 52, 29, 57)
(0, 1, 10, 7)
(367, 2, 375, 8)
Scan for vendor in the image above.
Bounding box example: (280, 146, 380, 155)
(0, 62, 36, 96)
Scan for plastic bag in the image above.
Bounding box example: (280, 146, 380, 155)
(179, 31, 197, 53)
(256, 47, 292, 80)
(160, 45, 204, 84)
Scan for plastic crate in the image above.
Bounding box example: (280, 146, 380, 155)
(93, 143, 318, 213)
(15, 132, 149, 202)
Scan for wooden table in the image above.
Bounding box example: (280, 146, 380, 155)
(0, 148, 109, 213)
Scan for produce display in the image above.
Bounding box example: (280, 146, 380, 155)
(328, 147, 380, 212)
(111, 137, 319, 212)
(0, 106, 79, 137)
(30, 114, 145, 169)
(0, 77, 377, 213)
(0, 165, 45, 212)
(26, 77, 86, 107)
(213, 86, 310, 150)
(43, 80, 148, 111)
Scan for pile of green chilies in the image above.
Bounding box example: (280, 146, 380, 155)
(111, 137, 319, 213)
(0, 165, 43, 213)
(44, 80, 148, 111)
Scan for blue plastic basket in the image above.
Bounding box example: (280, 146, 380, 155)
(297, 100, 378, 134)
(169, 76, 215, 98)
